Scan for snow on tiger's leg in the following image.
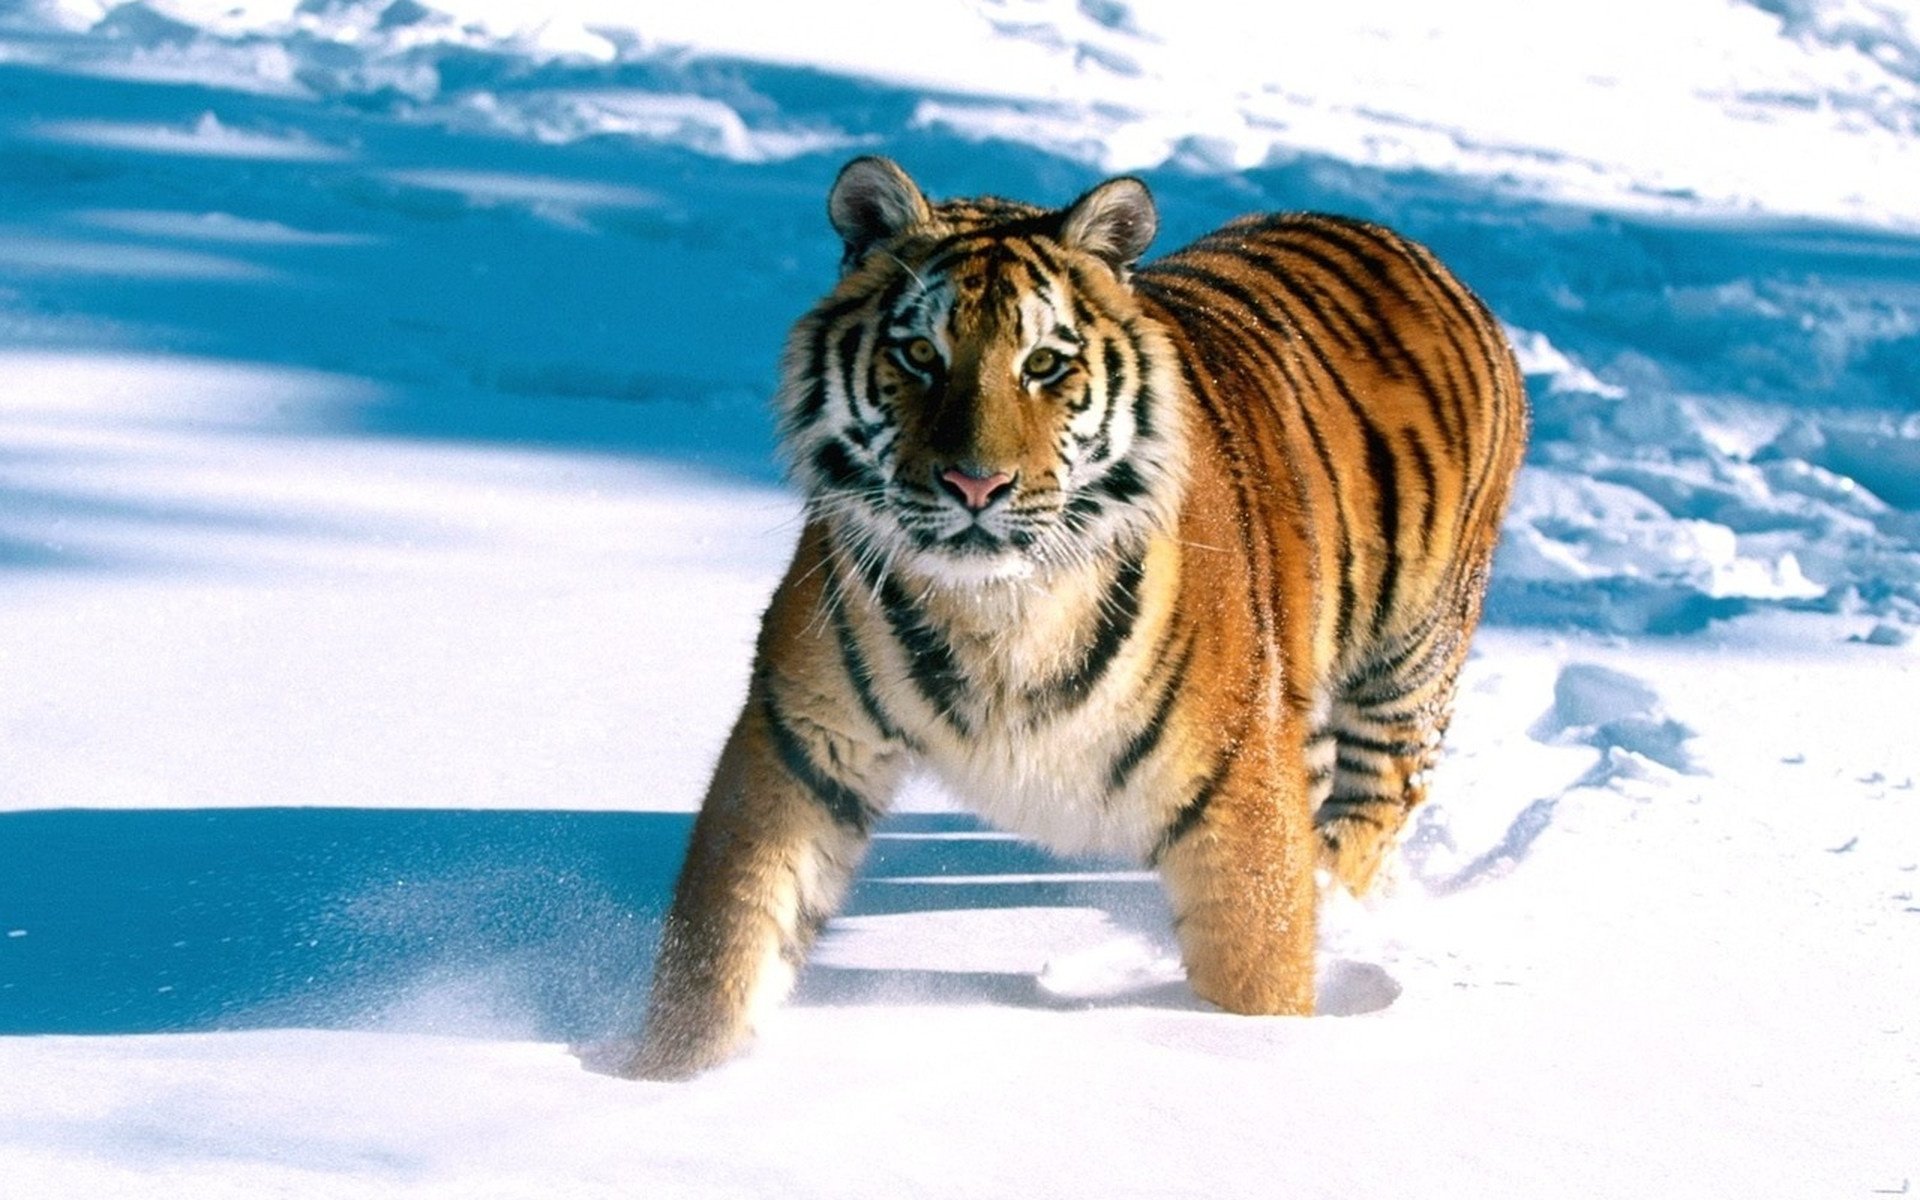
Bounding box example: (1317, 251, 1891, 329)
(584, 682, 893, 1081)
(1151, 729, 1318, 1016)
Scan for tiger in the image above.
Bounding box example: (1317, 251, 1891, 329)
(595, 156, 1527, 1080)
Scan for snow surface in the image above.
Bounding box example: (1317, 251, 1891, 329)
(1, 1, 1917, 1196)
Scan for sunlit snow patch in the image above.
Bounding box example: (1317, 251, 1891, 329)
(32, 111, 351, 160)
(1531, 662, 1696, 775)
(0, 234, 274, 280)
(449, 90, 853, 162)
(71, 209, 379, 246)
(378, 168, 662, 227)
(1507, 326, 1627, 399)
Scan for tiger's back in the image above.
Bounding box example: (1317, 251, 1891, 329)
(603, 161, 1527, 1080)
(1137, 213, 1526, 889)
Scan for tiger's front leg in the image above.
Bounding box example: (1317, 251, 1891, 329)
(1151, 729, 1319, 1016)
(591, 675, 898, 1080)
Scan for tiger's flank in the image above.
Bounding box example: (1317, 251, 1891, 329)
(591, 156, 1527, 1080)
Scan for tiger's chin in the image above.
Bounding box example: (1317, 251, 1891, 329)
(853, 516, 1045, 590)
(872, 509, 1154, 595)
(902, 545, 1040, 589)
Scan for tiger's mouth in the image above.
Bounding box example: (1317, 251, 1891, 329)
(939, 525, 1007, 553)
(822, 451, 1167, 587)
(898, 511, 1024, 557)
(851, 483, 1052, 581)
(890, 483, 1051, 553)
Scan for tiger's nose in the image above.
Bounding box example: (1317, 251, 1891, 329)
(937, 466, 1015, 511)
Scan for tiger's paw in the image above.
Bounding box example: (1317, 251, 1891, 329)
(1317, 816, 1390, 897)
(571, 1032, 734, 1082)
(1186, 962, 1317, 1017)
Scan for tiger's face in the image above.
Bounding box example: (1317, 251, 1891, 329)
(778, 158, 1186, 588)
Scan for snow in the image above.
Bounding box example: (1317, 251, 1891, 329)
(2, 0, 1918, 1196)
(4, 635, 1916, 1196)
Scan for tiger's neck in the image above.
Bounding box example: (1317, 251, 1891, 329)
(874, 531, 1180, 712)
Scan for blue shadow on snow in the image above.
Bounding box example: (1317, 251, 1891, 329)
(0, 808, 1162, 1041)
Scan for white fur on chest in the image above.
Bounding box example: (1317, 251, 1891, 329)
(920, 695, 1168, 860)
(857, 550, 1180, 860)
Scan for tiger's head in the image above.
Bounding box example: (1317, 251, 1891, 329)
(777, 157, 1186, 589)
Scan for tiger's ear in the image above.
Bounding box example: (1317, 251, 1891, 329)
(828, 156, 932, 268)
(1060, 176, 1157, 273)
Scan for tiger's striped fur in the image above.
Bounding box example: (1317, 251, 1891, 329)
(601, 158, 1527, 1080)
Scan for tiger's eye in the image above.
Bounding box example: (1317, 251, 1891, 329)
(906, 337, 939, 367)
(1023, 347, 1063, 380)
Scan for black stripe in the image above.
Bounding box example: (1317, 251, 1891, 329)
(879, 576, 972, 734)
(1167, 349, 1274, 647)
(1103, 335, 1127, 405)
(875, 272, 919, 329)
(1365, 422, 1401, 640)
(1136, 265, 1324, 649)
(1130, 376, 1157, 446)
(1096, 459, 1148, 503)
(1240, 241, 1392, 365)
(1346, 630, 1456, 707)
(1068, 379, 1097, 416)
(1148, 750, 1233, 867)
(1135, 272, 1292, 657)
(1394, 235, 1498, 451)
(836, 324, 864, 415)
(1405, 433, 1440, 552)
(920, 235, 990, 280)
(982, 250, 1022, 310)
(1326, 787, 1400, 806)
(1090, 342, 1124, 456)
(845, 420, 882, 451)
(1119, 325, 1159, 444)
(1064, 490, 1105, 522)
(1152, 266, 1351, 656)
(1351, 705, 1427, 728)
(1021, 235, 1064, 276)
(812, 439, 881, 492)
(1339, 732, 1423, 758)
(1334, 751, 1385, 775)
(1346, 602, 1447, 688)
(825, 569, 907, 745)
(790, 295, 872, 430)
(782, 899, 832, 968)
(1013, 254, 1053, 298)
(1035, 549, 1147, 713)
(1316, 808, 1388, 830)
(761, 690, 871, 832)
(816, 292, 873, 326)
(1167, 255, 1380, 655)
(1250, 238, 1419, 380)
(1288, 220, 1469, 450)
(1107, 632, 1196, 793)
(793, 361, 829, 431)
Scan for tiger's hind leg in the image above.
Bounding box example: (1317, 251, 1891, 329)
(1315, 624, 1471, 896)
